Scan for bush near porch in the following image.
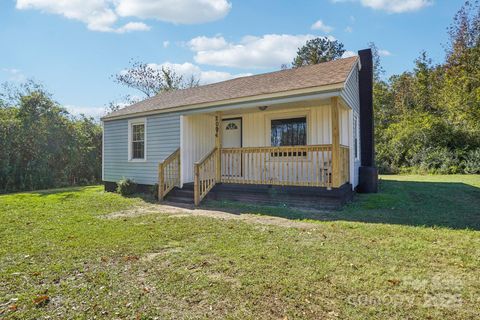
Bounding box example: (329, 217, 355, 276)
(0, 175, 479, 319)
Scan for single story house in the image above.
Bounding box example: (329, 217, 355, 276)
(102, 49, 378, 207)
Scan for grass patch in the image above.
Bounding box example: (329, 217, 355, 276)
(1, 176, 479, 319)
(206, 175, 480, 230)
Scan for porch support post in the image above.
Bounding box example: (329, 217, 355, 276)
(215, 112, 222, 182)
(158, 163, 164, 201)
(331, 97, 341, 188)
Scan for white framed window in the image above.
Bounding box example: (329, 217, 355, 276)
(353, 114, 359, 160)
(271, 117, 307, 147)
(265, 110, 311, 147)
(265, 111, 311, 158)
(128, 118, 147, 161)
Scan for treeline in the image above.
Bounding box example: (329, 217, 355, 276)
(0, 82, 102, 193)
(1, 1, 478, 194)
(373, 1, 480, 174)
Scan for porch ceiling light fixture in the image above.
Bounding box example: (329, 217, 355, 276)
(258, 106, 268, 111)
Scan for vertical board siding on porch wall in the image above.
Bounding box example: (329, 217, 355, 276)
(240, 104, 348, 147)
(103, 113, 181, 185)
(180, 103, 352, 184)
(181, 114, 216, 184)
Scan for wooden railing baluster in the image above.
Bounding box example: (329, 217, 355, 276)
(158, 148, 181, 201)
(194, 147, 219, 206)
(217, 145, 346, 188)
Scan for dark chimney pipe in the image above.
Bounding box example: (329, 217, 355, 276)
(357, 49, 378, 193)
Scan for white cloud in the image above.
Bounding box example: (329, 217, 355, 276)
(148, 62, 252, 84)
(116, 0, 231, 24)
(311, 20, 334, 33)
(16, 0, 120, 32)
(115, 22, 150, 33)
(2, 68, 26, 82)
(378, 49, 392, 56)
(15, 0, 231, 33)
(345, 26, 353, 33)
(66, 105, 105, 119)
(189, 34, 322, 69)
(163, 41, 170, 48)
(342, 51, 357, 58)
(362, 0, 432, 13)
(332, 0, 433, 13)
(188, 36, 228, 51)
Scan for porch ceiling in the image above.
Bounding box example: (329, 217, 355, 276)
(219, 97, 331, 116)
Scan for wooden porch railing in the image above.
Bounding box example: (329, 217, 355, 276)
(158, 148, 180, 201)
(220, 145, 333, 187)
(339, 145, 350, 185)
(194, 147, 219, 206)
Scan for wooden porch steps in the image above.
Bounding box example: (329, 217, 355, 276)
(165, 183, 353, 210)
(164, 184, 194, 204)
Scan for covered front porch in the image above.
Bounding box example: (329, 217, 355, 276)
(158, 96, 355, 206)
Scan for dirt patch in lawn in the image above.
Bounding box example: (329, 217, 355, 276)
(103, 203, 318, 229)
(141, 247, 182, 262)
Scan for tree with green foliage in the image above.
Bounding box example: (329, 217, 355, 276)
(442, 0, 480, 131)
(0, 82, 102, 193)
(291, 38, 346, 68)
(372, 0, 480, 174)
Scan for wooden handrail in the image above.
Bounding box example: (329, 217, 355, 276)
(195, 147, 218, 165)
(339, 145, 350, 185)
(220, 144, 333, 187)
(158, 148, 180, 201)
(163, 147, 181, 164)
(194, 147, 218, 206)
(220, 144, 333, 152)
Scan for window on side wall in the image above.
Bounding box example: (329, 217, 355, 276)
(270, 117, 307, 157)
(129, 119, 146, 161)
(354, 115, 359, 160)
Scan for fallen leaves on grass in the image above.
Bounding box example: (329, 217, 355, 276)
(387, 279, 401, 286)
(123, 255, 140, 262)
(33, 295, 50, 307)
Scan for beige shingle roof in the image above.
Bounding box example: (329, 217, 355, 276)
(103, 56, 358, 120)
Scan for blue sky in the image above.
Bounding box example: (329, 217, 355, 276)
(0, 0, 464, 118)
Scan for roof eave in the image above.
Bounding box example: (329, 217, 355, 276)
(102, 82, 345, 122)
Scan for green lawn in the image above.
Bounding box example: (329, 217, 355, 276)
(1, 175, 479, 319)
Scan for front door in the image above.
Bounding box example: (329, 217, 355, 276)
(221, 118, 242, 177)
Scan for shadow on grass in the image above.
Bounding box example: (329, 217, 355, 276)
(10, 181, 479, 231)
(203, 179, 480, 231)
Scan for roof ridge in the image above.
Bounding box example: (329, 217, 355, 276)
(103, 55, 359, 120)
(165, 55, 358, 94)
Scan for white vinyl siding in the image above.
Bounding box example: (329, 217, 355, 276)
(341, 62, 360, 113)
(341, 63, 361, 188)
